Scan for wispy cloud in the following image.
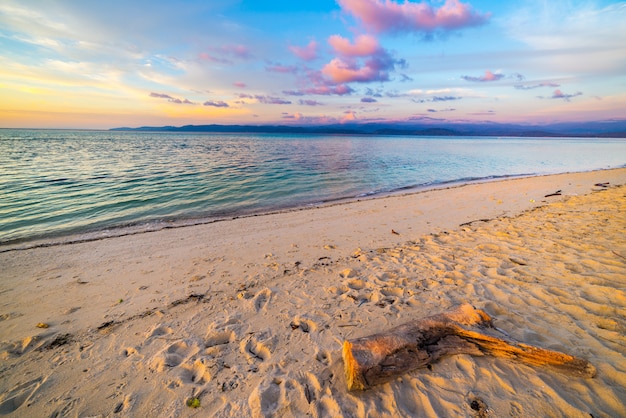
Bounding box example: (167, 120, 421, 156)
(514, 82, 560, 90)
(149, 92, 195, 104)
(233, 81, 246, 88)
(238, 94, 292, 105)
(199, 44, 252, 64)
(283, 84, 354, 96)
(265, 63, 299, 74)
(299, 99, 324, 106)
(361, 97, 377, 103)
(338, 0, 490, 35)
(541, 89, 583, 101)
(412, 95, 461, 103)
(289, 40, 318, 61)
(427, 108, 456, 113)
(203, 100, 229, 107)
(461, 70, 504, 82)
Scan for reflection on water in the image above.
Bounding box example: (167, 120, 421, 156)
(1, 129, 624, 244)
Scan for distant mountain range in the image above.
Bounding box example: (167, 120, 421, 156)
(111, 119, 626, 138)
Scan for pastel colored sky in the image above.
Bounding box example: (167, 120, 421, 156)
(1, 0, 625, 129)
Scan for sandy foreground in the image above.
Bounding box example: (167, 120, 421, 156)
(1, 168, 625, 417)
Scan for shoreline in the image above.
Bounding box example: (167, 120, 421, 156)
(1, 167, 622, 253)
(1, 168, 625, 416)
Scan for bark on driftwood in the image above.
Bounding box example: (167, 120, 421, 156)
(342, 304, 596, 391)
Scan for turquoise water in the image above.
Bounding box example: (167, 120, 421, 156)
(1, 129, 625, 246)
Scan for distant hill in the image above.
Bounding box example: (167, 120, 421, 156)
(111, 119, 626, 138)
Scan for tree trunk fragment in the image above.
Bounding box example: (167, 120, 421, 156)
(342, 303, 596, 390)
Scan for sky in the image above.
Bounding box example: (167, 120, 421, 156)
(1, 0, 625, 129)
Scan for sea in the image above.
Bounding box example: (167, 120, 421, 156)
(1, 129, 625, 249)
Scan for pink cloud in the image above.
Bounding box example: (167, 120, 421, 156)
(338, 0, 490, 34)
(322, 51, 401, 83)
(233, 81, 246, 88)
(342, 110, 357, 122)
(198, 52, 231, 64)
(289, 40, 319, 61)
(461, 70, 504, 82)
(200, 44, 252, 63)
(227, 44, 251, 59)
(265, 64, 299, 74)
(322, 58, 377, 83)
(328, 34, 379, 57)
(320, 34, 403, 84)
(547, 89, 582, 101)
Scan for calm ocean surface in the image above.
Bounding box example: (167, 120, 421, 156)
(1, 129, 625, 247)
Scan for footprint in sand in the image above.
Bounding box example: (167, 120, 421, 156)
(150, 340, 199, 372)
(290, 317, 317, 333)
(0, 376, 46, 414)
(178, 358, 212, 385)
(249, 378, 285, 416)
(146, 324, 174, 339)
(1, 335, 43, 357)
(380, 286, 404, 297)
(205, 330, 235, 348)
(241, 337, 271, 362)
(112, 395, 135, 415)
(315, 349, 331, 366)
(121, 347, 140, 358)
(345, 278, 367, 290)
(252, 288, 272, 312)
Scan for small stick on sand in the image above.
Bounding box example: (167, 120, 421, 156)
(342, 303, 596, 391)
(544, 190, 562, 197)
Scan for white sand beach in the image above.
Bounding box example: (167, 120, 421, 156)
(1, 168, 625, 417)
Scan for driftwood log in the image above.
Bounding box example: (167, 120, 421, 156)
(342, 304, 596, 391)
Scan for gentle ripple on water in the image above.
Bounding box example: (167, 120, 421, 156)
(1, 129, 625, 246)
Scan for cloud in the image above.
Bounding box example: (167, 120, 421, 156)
(412, 95, 461, 103)
(279, 34, 402, 97)
(258, 96, 291, 105)
(321, 34, 404, 83)
(461, 70, 504, 82)
(427, 108, 456, 113)
(514, 82, 560, 90)
(233, 81, 246, 88)
(432, 96, 460, 102)
(238, 94, 292, 105)
(265, 64, 299, 74)
(365, 88, 383, 97)
(149, 92, 195, 104)
(150, 92, 173, 99)
(299, 99, 324, 106)
(199, 44, 252, 64)
(203, 100, 229, 107)
(280, 113, 352, 125)
(342, 110, 357, 122)
(338, 0, 490, 35)
(467, 110, 496, 116)
(289, 40, 319, 61)
(542, 89, 583, 102)
(361, 97, 377, 103)
(328, 34, 379, 57)
(283, 84, 354, 96)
